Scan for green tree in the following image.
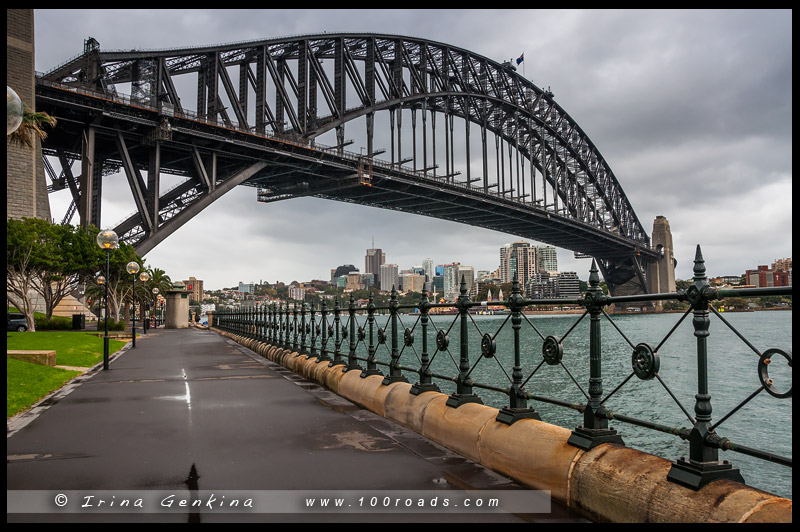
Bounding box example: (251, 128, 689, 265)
(7, 217, 53, 331)
(30, 223, 99, 319)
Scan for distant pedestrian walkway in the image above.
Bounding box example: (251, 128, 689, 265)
(7, 328, 585, 523)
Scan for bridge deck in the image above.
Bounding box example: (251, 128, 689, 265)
(7, 328, 587, 523)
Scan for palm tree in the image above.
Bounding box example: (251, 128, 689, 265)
(137, 267, 172, 324)
(7, 104, 56, 148)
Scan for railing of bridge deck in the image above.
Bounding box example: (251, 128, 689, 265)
(213, 246, 792, 491)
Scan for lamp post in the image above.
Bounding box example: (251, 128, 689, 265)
(152, 287, 159, 328)
(139, 271, 150, 334)
(96, 229, 119, 370)
(7, 86, 24, 135)
(95, 274, 106, 326)
(126, 261, 140, 347)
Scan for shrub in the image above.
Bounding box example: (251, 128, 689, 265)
(34, 315, 73, 330)
(106, 319, 127, 331)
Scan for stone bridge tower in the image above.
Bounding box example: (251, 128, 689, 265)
(647, 216, 677, 296)
(7, 9, 50, 221)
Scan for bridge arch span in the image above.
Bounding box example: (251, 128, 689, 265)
(37, 33, 662, 296)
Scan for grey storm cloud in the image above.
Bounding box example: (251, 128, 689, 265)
(34, 9, 792, 289)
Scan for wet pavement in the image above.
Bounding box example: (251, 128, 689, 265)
(7, 328, 589, 523)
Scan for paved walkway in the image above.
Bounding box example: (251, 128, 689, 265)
(7, 328, 587, 523)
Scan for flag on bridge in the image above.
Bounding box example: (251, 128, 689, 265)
(516, 53, 524, 65)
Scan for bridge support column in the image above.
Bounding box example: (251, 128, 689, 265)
(647, 216, 677, 308)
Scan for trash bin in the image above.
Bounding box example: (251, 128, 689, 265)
(72, 314, 85, 330)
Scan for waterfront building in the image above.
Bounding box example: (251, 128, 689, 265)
(556, 271, 581, 299)
(442, 263, 461, 300)
(538, 245, 558, 272)
(528, 271, 557, 299)
(380, 264, 399, 292)
(422, 258, 434, 281)
(500, 241, 538, 285)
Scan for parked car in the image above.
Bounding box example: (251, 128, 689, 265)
(7, 312, 28, 332)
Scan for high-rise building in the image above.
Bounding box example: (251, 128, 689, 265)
(442, 263, 461, 300)
(332, 264, 358, 286)
(556, 272, 581, 299)
(400, 273, 426, 293)
(183, 277, 204, 302)
(432, 275, 444, 295)
(379, 264, 399, 292)
(527, 272, 556, 299)
(422, 258, 434, 281)
(346, 272, 364, 291)
(458, 266, 475, 295)
(365, 245, 385, 289)
(538, 245, 558, 272)
(500, 242, 538, 285)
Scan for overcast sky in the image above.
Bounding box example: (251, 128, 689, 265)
(34, 9, 792, 290)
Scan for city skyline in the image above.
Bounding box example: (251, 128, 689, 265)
(33, 10, 792, 291)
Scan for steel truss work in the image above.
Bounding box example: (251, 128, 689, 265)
(37, 33, 661, 295)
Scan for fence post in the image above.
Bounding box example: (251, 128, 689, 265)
(382, 286, 408, 384)
(331, 297, 345, 366)
(667, 245, 744, 489)
(347, 293, 363, 372)
(292, 302, 299, 351)
(568, 260, 624, 449)
(497, 278, 541, 423)
(300, 302, 307, 353)
(309, 302, 317, 358)
(446, 276, 482, 407)
(361, 294, 382, 377)
(411, 288, 439, 395)
(318, 299, 332, 363)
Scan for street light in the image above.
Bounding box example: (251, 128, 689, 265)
(126, 261, 140, 348)
(7, 86, 23, 135)
(96, 229, 119, 370)
(139, 271, 150, 334)
(152, 287, 159, 328)
(95, 274, 106, 324)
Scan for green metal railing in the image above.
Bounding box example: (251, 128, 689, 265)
(213, 245, 792, 491)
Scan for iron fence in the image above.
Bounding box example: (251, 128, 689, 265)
(213, 246, 791, 491)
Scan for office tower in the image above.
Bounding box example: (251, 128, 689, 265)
(365, 244, 385, 289)
(422, 258, 434, 281)
(499, 241, 538, 285)
(538, 245, 558, 272)
(379, 264, 399, 292)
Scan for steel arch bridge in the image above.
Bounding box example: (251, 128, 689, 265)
(36, 33, 664, 296)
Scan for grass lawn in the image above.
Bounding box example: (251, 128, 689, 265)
(6, 331, 126, 368)
(6, 331, 129, 418)
(7, 358, 81, 418)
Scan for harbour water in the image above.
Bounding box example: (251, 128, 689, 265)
(331, 310, 792, 499)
